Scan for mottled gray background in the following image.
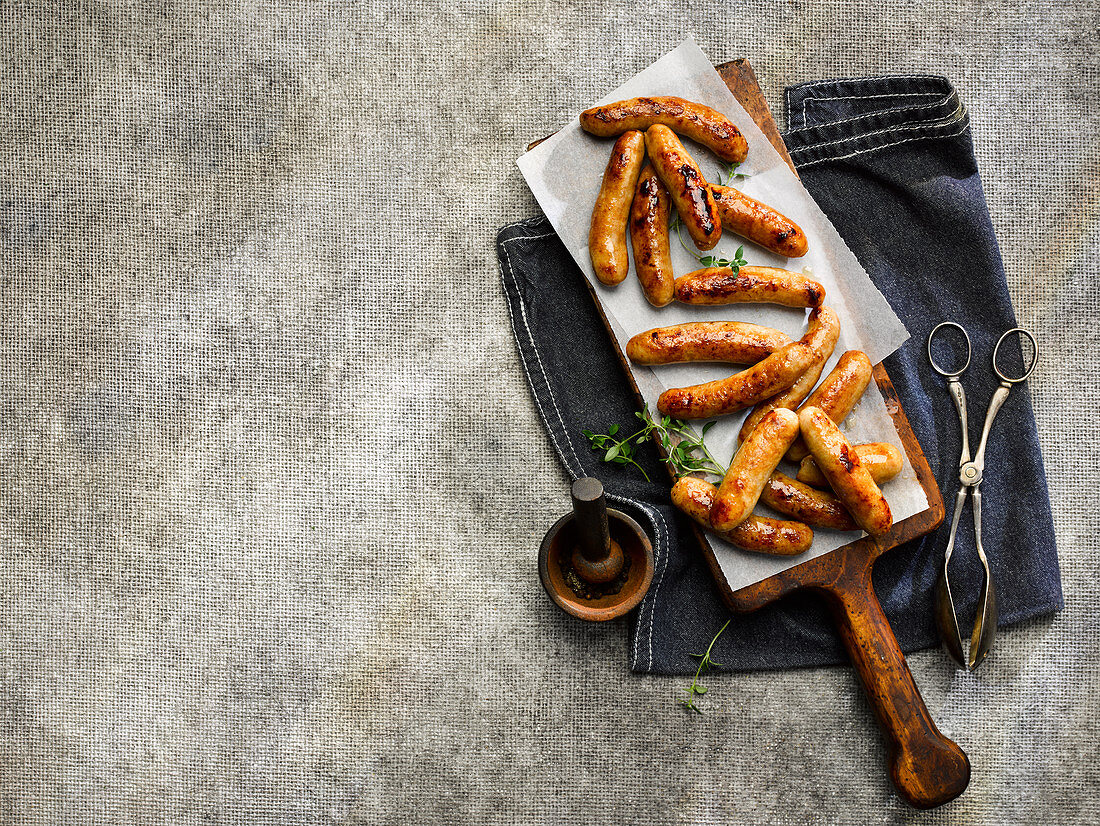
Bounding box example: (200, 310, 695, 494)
(1, 1, 1098, 823)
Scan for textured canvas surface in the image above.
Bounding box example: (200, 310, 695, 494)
(1, 1, 1098, 823)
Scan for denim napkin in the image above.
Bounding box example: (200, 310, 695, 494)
(499, 75, 1061, 674)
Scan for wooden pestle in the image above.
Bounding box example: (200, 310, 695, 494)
(569, 478, 625, 584)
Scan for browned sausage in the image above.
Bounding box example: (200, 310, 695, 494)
(711, 409, 800, 531)
(626, 321, 791, 366)
(588, 131, 646, 285)
(760, 472, 859, 532)
(786, 350, 874, 461)
(580, 96, 748, 163)
(671, 477, 812, 556)
(798, 406, 893, 537)
(657, 341, 816, 420)
(707, 183, 808, 258)
(738, 306, 841, 442)
(674, 266, 825, 308)
(644, 125, 721, 251)
(629, 164, 674, 306)
(797, 443, 903, 488)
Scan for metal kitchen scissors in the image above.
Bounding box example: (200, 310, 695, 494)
(926, 323, 1038, 670)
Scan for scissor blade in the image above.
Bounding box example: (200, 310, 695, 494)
(935, 487, 971, 668)
(943, 487, 968, 567)
(967, 486, 998, 669)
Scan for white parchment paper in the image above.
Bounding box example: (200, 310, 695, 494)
(517, 37, 931, 593)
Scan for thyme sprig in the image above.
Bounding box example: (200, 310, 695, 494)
(671, 211, 748, 273)
(582, 406, 725, 483)
(696, 244, 748, 272)
(681, 619, 731, 713)
(671, 164, 748, 272)
(667, 159, 753, 271)
(717, 160, 750, 186)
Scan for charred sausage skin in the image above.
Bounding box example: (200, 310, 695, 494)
(626, 321, 791, 366)
(675, 266, 825, 308)
(711, 408, 801, 532)
(588, 130, 646, 285)
(644, 125, 722, 251)
(798, 406, 893, 537)
(629, 164, 675, 306)
(657, 340, 816, 420)
(761, 472, 860, 532)
(738, 306, 841, 442)
(797, 443, 903, 488)
(708, 183, 808, 258)
(581, 96, 748, 163)
(786, 350, 873, 461)
(672, 477, 812, 556)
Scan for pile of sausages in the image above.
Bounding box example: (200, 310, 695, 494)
(584, 96, 808, 305)
(582, 96, 899, 556)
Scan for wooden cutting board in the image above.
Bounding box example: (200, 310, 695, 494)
(528, 59, 968, 808)
(712, 60, 967, 810)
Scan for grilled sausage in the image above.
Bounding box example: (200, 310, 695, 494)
(588, 131, 646, 285)
(626, 321, 791, 366)
(797, 443, 903, 488)
(738, 306, 841, 442)
(786, 350, 874, 461)
(671, 477, 812, 556)
(674, 266, 825, 308)
(644, 125, 721, 251)
(580, 96, 748, 163)
(657, 341, 816, 420)
(760, 472, 859, 532)
(629, 164, 674, 306)
(798, 406, 893, 537)
(707, 183, 808, 258)
(710, 409, 800, 532)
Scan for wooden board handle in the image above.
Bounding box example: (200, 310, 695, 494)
(820, 566, 970, 809)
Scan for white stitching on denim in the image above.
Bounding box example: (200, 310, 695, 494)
(499, 225, 671, 672)
(498, 230, 585, 475)
(814, 91, 940, 102)
(790, 73, 946, 93)
(518, 292, 586, 471)
(513, 263, 586, 471)
(606, 490, 668, 671)
(792, 92, 954, 135)
(803, 90, 941, 124)
(787, 74, 947, 128)
(795, 121, 972, 169)
(796, 92, 945, 133)
(790, 101, 966, 154)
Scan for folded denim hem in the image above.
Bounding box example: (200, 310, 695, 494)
(496, 216, 675, 673)
(782, 75, 969, 169)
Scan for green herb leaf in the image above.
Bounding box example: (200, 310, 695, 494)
(581, 405, 726, 486)
(679, 620, 730, 714)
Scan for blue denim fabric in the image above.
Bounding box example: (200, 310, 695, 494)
(498, 75, 1061, 674)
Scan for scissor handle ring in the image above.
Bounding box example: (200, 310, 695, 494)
(927, 322, 972, 378)
(993, 327, 1038, 384)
